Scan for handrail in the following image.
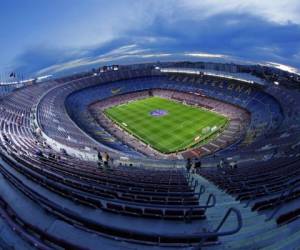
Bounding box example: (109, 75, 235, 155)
(197, 184, 206, 198)
(244, 185, 269, 208)
(189, 177, 194, 186)
(266, 182, 300, 222)
(186, 172, 190, 181)
(213, 207, 243, 236)
(193, 180, 199, 191)
(194, 207, 243, 248)
(245, 176, 300, 209)
(184, 191, 215, 223)
(204, 193, 216, 211)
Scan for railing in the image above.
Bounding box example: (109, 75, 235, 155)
(204, 193, 216, 211)
(244, 185, 269, 208)
(197, 183, 206, 198)
(214, 207, 243, 235)
(266, 182, 300, 222)
(187, 177, 216, 209)
(195, 207, 243, 248)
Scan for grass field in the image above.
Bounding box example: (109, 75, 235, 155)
(104, 97, 229, 154)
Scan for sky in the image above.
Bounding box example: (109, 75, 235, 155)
(1, 0, 300, 79)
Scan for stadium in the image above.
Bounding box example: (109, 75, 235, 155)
(1, 1, 300, 250)
(0, 60, 300, 250)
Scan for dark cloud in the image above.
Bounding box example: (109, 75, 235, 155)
(13, 12, 300, 76)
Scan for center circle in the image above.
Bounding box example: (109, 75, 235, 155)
(150, 109, 168, 117)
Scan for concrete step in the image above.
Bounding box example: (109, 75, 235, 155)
(222, 224, 291, 249)
(261, 227, 300, 250)
(192, 173, 282, 250)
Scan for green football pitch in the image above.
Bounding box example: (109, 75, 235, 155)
(104, 97, 229, 154)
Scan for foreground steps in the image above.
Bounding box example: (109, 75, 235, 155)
(261, 222, 300, 250)
(0, 216, 32, 250)
(194, 173, 300, 249)
(192, 174, 283, 249)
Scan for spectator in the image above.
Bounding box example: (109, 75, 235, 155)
(35, 149, 44, 160)
(219, 158, 225, 168)
(103, 152, 110, 167)
(186, 158, 192, 172)
(195, 159, 202, 170)
(97, 151, 103, 167)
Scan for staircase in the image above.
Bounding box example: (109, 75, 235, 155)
(192, 174, 298, 250)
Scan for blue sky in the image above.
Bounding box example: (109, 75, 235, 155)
(1, 0, 300, 78)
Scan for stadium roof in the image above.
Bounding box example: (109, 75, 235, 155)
(159, 67, 266, 86)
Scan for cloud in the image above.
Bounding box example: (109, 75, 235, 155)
(34, 44, 166, 75)
(3, 0, 300, 76)
(179, 0, 300, 25)
(264, 62, 300, 74)
(184, 53, 227, 58)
